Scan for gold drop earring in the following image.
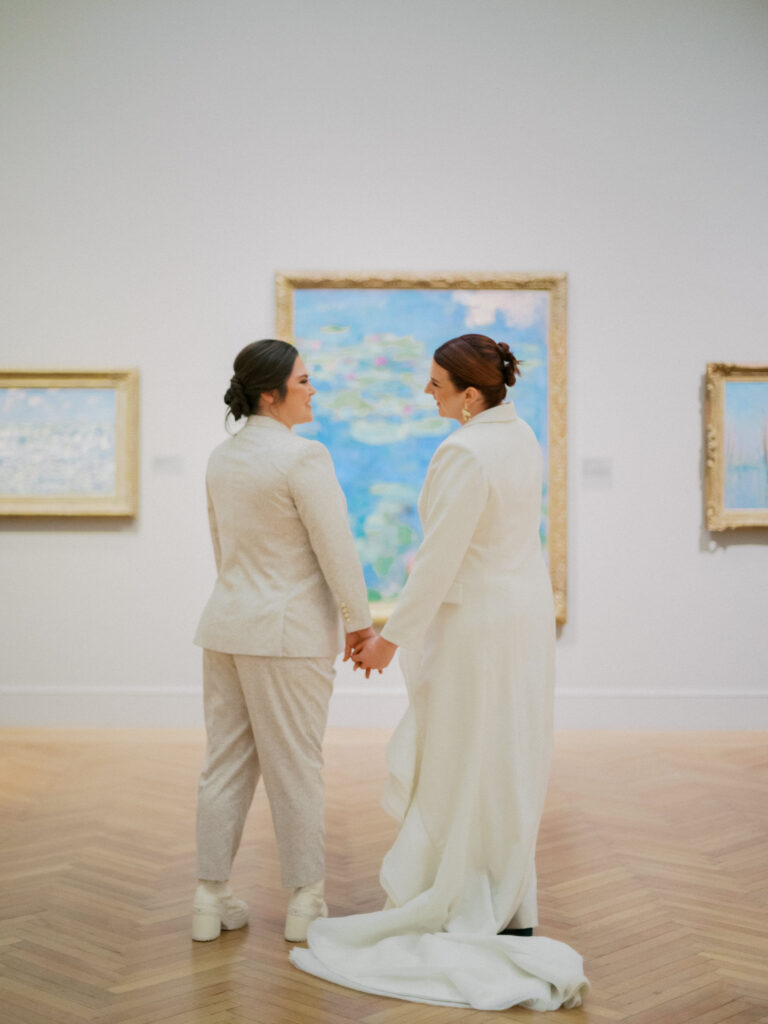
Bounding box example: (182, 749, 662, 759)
(461, 405, 471, 423)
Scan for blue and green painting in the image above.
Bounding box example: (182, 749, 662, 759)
(0, 387, 117, 497)
(724, 380, 768, 509)
(293, 288, 550, 603)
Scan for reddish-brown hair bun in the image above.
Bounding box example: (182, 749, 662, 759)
(433, 334, 521, 408)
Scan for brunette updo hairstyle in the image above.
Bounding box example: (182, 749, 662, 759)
(433, 333, 521, 408)
(224, 339, 298, 423)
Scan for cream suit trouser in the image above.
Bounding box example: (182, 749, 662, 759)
(196, 650, 334, 889)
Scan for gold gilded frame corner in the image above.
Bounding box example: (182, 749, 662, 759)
(705, 362, 768, 530)
(276, 271, 568, 623)
(0, 368, 140, 517)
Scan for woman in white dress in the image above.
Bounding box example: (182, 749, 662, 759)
(292, 334, 588, 1011)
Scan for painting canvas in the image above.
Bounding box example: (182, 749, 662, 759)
(705, 363, 768, 530)
(0, 369, 139, 516)
(276, 274, 567, 622)
(724, 381, 768, 508)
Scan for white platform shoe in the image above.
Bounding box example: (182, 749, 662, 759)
(192, 881, 249, 941)
(284, 880, 328, 942)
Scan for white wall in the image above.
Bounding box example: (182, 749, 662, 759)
(1, 0, 767, 729)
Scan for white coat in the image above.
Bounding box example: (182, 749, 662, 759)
(194, 414, 371, 657)
(292, 402, 588, 1011)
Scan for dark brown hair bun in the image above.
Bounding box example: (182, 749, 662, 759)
(224, 374, 251, 420)
(496, 341, 522, 388)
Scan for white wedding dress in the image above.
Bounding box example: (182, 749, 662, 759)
(291, 404, 589, 1011)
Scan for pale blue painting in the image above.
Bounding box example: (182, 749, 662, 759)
(724, 380, 768, 509)
(293, 288, 550, 602)
(0, 388, 117, 496)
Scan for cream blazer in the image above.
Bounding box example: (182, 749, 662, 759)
(194, 415, 371, 658)
(381, 401, 548, 650)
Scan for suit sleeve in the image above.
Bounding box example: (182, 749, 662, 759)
(206, 482, 223, 573)
(381, 442, 489, 650)
(289, 442, 372, 633)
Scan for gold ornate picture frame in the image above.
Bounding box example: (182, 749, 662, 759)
(705, 362, 768, 530)
(0, 369, 140, 517)
(276, 272, 567, 623)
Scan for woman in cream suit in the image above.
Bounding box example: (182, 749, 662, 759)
(292, 334, 588, 1011)
(192, 339, 373, 944)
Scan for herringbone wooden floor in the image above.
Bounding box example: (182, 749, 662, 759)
(0, 729, 766, 1024)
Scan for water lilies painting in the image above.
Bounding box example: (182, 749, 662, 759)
(0, 369, 139, 516)
(706, 364, 768, 530)
(276, 273, 568, 622)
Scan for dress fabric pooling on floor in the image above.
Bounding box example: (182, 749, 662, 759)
(291, 403, 588, 1011)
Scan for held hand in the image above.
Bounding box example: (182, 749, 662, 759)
(344, 626, 375, 662)
(353, 635, 397, 679)
(350, 635, 379, 671)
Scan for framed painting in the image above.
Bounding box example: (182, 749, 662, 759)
(276, 273, 567, 623)
(0, 369, 139, 516)
(705, 363, 768, 530)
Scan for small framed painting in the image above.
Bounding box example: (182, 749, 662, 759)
(0, 369, 139, 516)
(275, 272, 568, 623)
(705, 363, 768, 529)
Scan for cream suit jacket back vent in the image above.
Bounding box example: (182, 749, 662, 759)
(194, 415, 371, 657)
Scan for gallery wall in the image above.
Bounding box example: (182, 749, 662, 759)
(1, 0, 767, 728)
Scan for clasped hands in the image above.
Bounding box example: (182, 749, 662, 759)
(343, 627, 397, 678)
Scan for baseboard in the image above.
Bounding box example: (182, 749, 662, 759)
(552, 690, 768, 730)
(1, 687, 767, 729)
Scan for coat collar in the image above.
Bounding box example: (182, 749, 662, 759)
(463, 401, 517, 428)
(242, 414, 292, 433)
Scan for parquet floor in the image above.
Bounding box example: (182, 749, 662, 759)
(0, 729, 766, 1024)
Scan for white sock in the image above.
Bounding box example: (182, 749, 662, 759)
(197, 879, 231, 897)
